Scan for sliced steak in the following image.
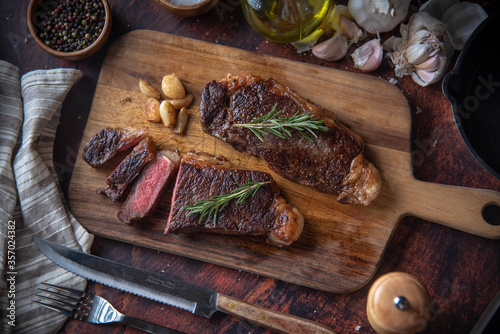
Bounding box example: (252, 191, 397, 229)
(118, 150, 181, 224)
(200, 74, 381, 206)
(82, 127, 148, 167)
(98, 136, 157, 202)
(165, 152, 304, 247)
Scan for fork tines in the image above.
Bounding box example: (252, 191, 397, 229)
(35, 282, 89, 320)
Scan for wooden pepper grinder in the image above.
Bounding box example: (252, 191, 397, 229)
(367, 272, 431, 334)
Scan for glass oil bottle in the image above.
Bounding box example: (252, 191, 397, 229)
(241, 0, 332, 43)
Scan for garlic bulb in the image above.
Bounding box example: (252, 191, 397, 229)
(383, 12, 453, 86)
(351, 39, 383, 72)
(348, 0, 411, 34)
(312, 33, 349, 61)
(441, 2, 488, 50)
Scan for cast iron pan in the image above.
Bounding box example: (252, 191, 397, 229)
(443, 11, 500, 180)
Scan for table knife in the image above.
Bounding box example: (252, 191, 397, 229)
(33, 236, 336, 334)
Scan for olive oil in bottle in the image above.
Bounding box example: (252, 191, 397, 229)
(241, 0, 331, 43)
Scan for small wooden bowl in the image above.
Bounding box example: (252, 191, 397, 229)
(154, 0, 218, 17)
(27, 0, 112, 61)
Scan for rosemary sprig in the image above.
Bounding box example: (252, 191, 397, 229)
(184, 180, 270, 226)
(233, 103, 329, 142)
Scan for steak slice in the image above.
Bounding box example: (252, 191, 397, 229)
(98, 136, 157, 202)
(82, 127, 149, 167)
(118, 150, 181, 224)
(165, 152, 304, 247)
(200, 74, 381, 206)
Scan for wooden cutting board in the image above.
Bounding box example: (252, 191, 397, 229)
(68, 30, 500, 293)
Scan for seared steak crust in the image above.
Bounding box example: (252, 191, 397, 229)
(165, 152, 304, 247)
(200, 74, 381, 205)
(98, 136, 157, 202)
(82, 127, 148, 167)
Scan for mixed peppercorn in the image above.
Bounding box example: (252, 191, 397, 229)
(34, 0, 106, 53)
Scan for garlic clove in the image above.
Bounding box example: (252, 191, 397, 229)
(412, 54, 448, 86)
(408, 29, 430, 45)
(414, 55, 440, 71)
(441, 2, 488, 50)
(413, 69, 442, 87)
(339, 15, 365, 44)
(337, 4, 354, 20)
(405, 44, 430, 65)
(351, 38, 383, 72)
(312, 33, 349, 61)
(348, 0, 411, 34)
(412, 70, 434, 87)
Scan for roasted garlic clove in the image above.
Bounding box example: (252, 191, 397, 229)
(161, 73, 185, 99)
(139, 79, 161, 100)
(145, 97, 161, 123)
(169, 94, 193, 110)
(160, 100, 177, 127)
(174, 107, 189, 134)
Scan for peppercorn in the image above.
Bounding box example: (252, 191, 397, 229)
(34, 0, 105, 53)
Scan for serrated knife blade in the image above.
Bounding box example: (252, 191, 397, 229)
(33, 236, 216, 317)
(33, 236, 336, 334)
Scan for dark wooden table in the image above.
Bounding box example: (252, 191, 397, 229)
(2, 1, 499, 333)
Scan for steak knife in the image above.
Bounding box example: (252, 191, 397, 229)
(33, 236, 336, 334)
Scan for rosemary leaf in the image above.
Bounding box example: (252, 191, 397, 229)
(184, 180, 270, 226)
(233, 103, 329, 142)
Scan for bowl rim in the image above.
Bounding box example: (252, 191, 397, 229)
(154, 0, 218, 17)
(27, 0, 112, 59)
(156, 0, 215, 9)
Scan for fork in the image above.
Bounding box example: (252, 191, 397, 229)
(35, 282, 184, 334)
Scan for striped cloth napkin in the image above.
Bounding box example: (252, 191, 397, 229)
(0, 60, 93, 333)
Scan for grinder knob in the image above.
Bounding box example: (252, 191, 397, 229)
(367, 272, 431, 334)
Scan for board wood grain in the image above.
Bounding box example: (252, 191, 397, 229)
(68, 30, 500, 293)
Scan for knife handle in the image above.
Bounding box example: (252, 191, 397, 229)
(216, 293, 337, 334)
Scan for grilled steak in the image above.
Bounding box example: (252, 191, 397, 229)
(200, 74, 381, 206)
(165, 152, 304, 247)
(82, 127, 149, 167)
(98, 137, 157, 202)
(118, 150, 181, 224)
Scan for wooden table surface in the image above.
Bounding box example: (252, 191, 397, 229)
(2, 1, 499, 333)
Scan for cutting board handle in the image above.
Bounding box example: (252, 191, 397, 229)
(405, 179, 500, 238)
